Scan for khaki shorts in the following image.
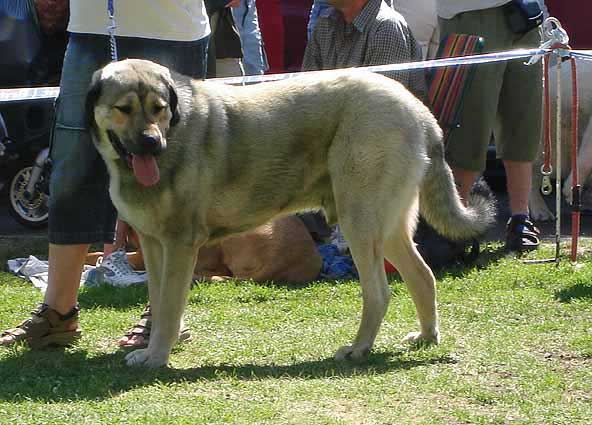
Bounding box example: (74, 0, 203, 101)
(439, 6, 543, 172)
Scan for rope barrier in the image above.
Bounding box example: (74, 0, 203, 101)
(0, 47, 566, 104)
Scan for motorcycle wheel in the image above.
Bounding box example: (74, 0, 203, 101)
(8, 166, 49, 228)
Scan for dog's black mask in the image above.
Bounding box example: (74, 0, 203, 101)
(83, 69, 181, 132)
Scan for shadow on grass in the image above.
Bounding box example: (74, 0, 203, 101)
(555, 283, 592, 302)
(428, 243, 510, 281)
(0, 347, 456, 402)
(77, 284, 148, 309)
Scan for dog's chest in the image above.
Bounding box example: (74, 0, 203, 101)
(108, 169, 154, 228)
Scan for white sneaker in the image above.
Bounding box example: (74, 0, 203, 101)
(94, 249, 147, 287)
(330, 225, 349, 255)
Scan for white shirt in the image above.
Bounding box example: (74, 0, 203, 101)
(68, 1, 210, 41)
(436, 0, 511, 19)
(391, 0, 439, 59)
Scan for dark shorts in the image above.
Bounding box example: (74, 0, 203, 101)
(49, 33, 208, 244)
(439, 6, 543, 172)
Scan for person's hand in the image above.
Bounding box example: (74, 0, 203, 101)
(226, 0, 241, 7)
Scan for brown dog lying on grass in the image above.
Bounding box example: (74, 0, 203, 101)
(86, 215, 322, 284)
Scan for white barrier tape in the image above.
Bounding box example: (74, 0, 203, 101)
(0, 86, 60, 103)
(571, 50, 592, 62)
(1, 46, 590, 103)
(210, 47, 551, 86)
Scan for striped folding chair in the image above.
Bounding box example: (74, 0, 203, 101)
(387, 34, 486, 274)
(426, 33, 485, 143)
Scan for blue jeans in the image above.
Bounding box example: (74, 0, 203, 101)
(231, 0, 268, 75)
(49, 33, 209, 244)
(307, 0, 332, 40)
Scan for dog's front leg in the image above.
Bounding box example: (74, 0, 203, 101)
(125, 238, 199, 367)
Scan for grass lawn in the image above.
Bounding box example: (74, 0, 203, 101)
(0, 236, 590, 424)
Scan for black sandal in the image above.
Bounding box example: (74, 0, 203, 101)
(505, 215, 540, 252)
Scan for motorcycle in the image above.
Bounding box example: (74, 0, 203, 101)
(0, 109, 52, 228)
(0, 0, 67, 228)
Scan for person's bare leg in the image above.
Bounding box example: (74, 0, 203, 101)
(44, 243, 90, 315)
(103, 219, 129, 256)
(503, 160, 531, 215)
(451, 166, 479, 206)
(503, 160, 540, 250)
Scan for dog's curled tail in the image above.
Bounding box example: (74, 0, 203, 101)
(419, 130, 496, 241)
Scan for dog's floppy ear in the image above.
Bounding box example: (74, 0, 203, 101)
(84, 70, 103, 131)
(163, 75, 180, 127)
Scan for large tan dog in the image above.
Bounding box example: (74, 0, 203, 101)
(86, 59, 494, 367)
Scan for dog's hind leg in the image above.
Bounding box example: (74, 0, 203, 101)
(334, 216, 391, 361)
(384, 207, 440, 346)
(125, 238, 199, 367)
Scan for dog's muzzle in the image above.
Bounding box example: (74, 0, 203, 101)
(106, 130, 162, 187)
(138, 133, 164, 156)
(107, 130, 131, 165)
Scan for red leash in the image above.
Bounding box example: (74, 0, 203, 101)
(569, 57, 580, 262)
(542, 55, 552, 184)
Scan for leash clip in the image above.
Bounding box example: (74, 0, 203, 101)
(528, 17, 570, 65)
(540, 165, 553, 195)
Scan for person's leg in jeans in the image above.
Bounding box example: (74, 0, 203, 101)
(0, 34, 209, 348)
(232, 0, 268, 75)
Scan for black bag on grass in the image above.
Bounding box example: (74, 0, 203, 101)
(414, 178, 495, 270)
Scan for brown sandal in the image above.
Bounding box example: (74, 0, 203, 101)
(118, 304, 191, 348)
(0, 303, 81, 349)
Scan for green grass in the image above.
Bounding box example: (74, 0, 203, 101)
(0, 237, 591, 424)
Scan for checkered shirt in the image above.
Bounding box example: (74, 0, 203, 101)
(302, 0, 426, 100)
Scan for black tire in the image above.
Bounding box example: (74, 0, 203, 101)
(8, 165, 49, 228)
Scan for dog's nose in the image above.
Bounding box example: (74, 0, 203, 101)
(138, 133, 163, 155)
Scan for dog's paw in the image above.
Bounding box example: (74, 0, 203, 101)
(124, 348, 169, 368)
(401, 331, 440, 347)
(334, 344, 371, 361)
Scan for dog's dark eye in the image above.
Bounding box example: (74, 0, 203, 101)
(114, 105, 132, 114)
(153, 105, 167, 114)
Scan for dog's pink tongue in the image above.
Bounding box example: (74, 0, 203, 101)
(132, 155, 160, 187)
